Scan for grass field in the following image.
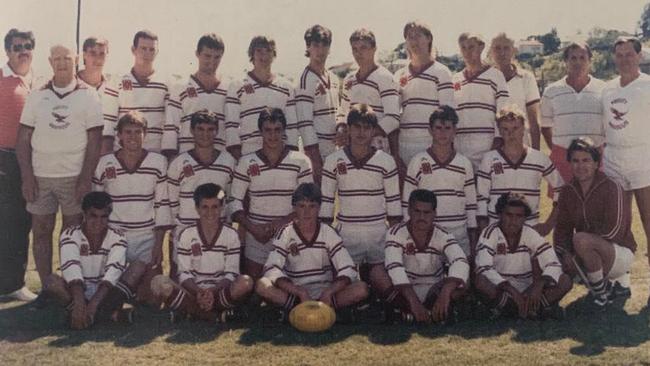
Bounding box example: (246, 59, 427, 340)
(1, 186, 649, 365)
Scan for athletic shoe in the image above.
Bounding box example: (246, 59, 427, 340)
(5, 287, 37, 302)
(609, 282, 631, 300)
(217, 309, 235, 323)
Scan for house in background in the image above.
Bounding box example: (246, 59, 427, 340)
(517, 40, 544, 55)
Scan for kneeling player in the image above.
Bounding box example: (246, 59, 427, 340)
(152, 183, 253, 321)
(45, 192, 146, 329)
(256, 183, 368, 318)
(371, 189, 469, 323)
(475, 193, 572, 319)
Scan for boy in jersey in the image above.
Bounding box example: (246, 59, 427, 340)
(167, 110, 235, 276)
(45, 192, 146, 329)
(554, 138, 636, 309)
(475, 193, 572, 319)
(477, 106, 563, 237)
(151, 183, 253, 321)
(230, 108, 313, 279)
(321, 104, 402, 278)
(256, 183, 368, 317)
(93, 111, 172, 303)
(402, 106, 477, 257)
(225, 36, 302, 161)
(453, 33, 510, 170)
(16, 45, 103, 305)
(163, 33, 229, 156)
(370, 189, 469, 323)
(394, 21, 454, 164)
(338, 28, 403, 181)
(295, 25, 340, 183)
(102, 30, 170, 154)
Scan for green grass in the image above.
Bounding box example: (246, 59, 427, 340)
(1, 184, 650, 365)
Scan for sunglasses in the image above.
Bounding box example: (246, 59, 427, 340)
(11, 43, 33, 52)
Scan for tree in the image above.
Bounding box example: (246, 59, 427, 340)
(587, 27, 630, 51)
(639, 2, 650, 40)
(537, 28, 561, 55)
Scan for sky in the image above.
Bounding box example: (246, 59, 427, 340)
(1, 0, 648, 80)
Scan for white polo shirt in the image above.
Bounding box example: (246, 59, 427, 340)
(506, 66, 540, 145)
(20, 79, 103, 177)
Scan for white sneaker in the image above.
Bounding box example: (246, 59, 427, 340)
(7, 287, 37, 301)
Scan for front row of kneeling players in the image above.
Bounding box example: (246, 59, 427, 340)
(50, 181, 576, 329)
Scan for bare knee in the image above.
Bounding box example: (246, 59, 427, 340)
(255, 277, 274, 298)
(121, 261, 147, 287)
(32, 216, 55, 242)
(353, 281, 369, 301)
(44, 274, 65, 293)
(235, 274, 254, 293)
(475, 274, 498, 300)
(368, 265, 391, 293)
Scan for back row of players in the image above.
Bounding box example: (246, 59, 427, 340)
(2, 23, 646, 325)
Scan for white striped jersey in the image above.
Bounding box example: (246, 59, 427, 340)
(476, 148, 564, 225)
(225, 72, 299, 155)
(167, 150, 235, 227)
(59, 224, 127, 300)
(320, 148, 401, 225)
(230, 148, 313, 224)
(176, 224, 241, 287)
(92, 151, 172, 232)
(263, 222, 358, 287)
(102, 70, 170, 152)
(452, 66, 510, 166)
(402, 149, 477, 228)
(338, 66, 400, 151)
(77, 74, 118, 108)
(394, 61, 455, 140)
(540, 76, 606, 148)
(295, 66, 340, 158)
(505, 67, 541, 146)
(162, 75, 230, 153)
(385, 222, 469, 298)
(475, 223, 562, 292)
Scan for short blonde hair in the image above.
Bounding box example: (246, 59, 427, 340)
(496, 105, 525, 125)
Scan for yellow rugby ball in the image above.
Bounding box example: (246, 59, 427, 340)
(289, 300, 336, 332)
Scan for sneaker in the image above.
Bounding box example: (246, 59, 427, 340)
(111, 306, 134, 323)
(217, 309, 235, 323)
(6, 287, 37, 302)
(488, 307, 502, 321)
(610, 282, 632, 300)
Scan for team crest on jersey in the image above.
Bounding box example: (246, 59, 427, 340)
(186, 87, 198, 98)
(122, 80, 133, 91)
(405, 242, 416, 255)
(191, 242, 202, 256)
(243, 83, 255, 94)
(608, 98, 629, 130)
(316, 83, 326, 96)
(453, 82, 461, 91)
(49, 105, 71, 129)
(399, 75, 409, 87)
(79, 243, 89, 256)
(248, 161, 261, 176)
(421, 160, 432, 175)
(336, 159, 348, 175)
(492, 159, 504, 175)
(182, 163, 195, 177)
(496, 242, 506, 255)
(289, 241, 300, 256)
(105, 166, 117, 180)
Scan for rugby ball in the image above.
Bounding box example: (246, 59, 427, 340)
(289, 300, 336, 332)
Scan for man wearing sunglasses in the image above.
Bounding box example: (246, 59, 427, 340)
(0, 28, 37, 302)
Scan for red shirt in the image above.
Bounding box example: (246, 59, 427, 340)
(0, 64, 32, 149)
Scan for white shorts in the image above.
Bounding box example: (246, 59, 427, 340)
(413, 282, 442, 304)
(444, 225, 470, 257)
(244, 231, 272, 265)
(337, 222, 387, 265)
(603, 147, 650, 190)
(303, 282, 330, 300)
(607, 243, 634, 280)
(454, 134, 493, 171)
(399, 136, 430, 166)
(124, 230, 155, 263)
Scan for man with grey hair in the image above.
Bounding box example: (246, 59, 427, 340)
(15, 44, 103, 306)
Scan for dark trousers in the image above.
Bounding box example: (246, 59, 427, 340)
(0, 150, 31, 294)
